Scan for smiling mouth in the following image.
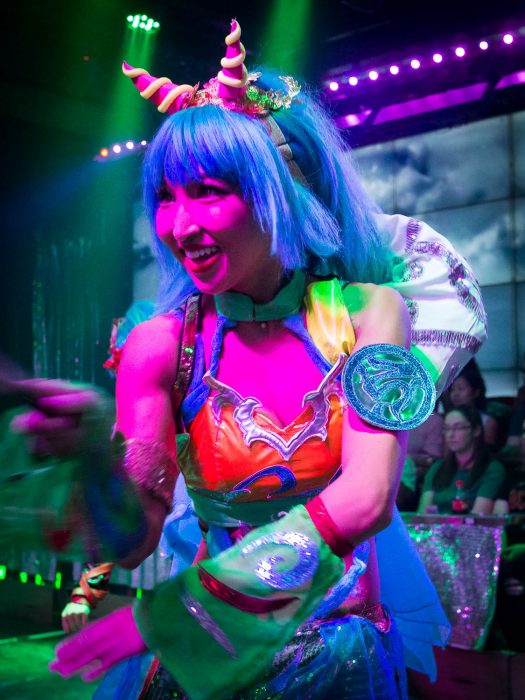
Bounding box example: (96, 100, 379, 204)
(183, 246, 221, 271)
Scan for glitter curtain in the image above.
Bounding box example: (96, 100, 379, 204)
(405, 514, 506, 650)
(31, 158, 138, 392)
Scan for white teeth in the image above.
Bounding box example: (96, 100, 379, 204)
(185, 246, 219, 260)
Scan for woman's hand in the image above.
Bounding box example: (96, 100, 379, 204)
(50, 606, 147, 681)
(10, 379, 113, 458)
(61, 601, 91, 634)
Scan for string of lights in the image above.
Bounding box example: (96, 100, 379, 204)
(326, 27, 523, 95)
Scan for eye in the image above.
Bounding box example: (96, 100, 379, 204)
(156, 182, 176, 203)
(194, 181, 230, 198)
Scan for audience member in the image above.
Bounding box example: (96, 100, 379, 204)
(447, 359, 501, 448)
(494, 416, 525, 515)
(396, 411, 445, 511)
(491, 417, 525, 652)
(506, 355, 525, 447)
(418, 405, 505, 514)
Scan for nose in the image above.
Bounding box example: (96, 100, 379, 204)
(171, 200, 201, 242)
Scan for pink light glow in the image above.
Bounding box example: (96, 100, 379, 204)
(479, 40, 489, 50)
(410, 59, 421, 69)
(349, 76, 358, 86)
(335, 109, 373, 129)
(369, 70, 379, 80)
(329, 81, 339, 91)
(112, 144, 122, 154)
(125, 141, 135, 150)
(503, 33, 514, 44)
(455, 47, 466, 57)
(373, 82, 488, 125)
(389, 65, 399, 75)
(433, 53, 443, 63)
(495, 70, 525, 89)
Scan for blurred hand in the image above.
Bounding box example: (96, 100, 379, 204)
(50, 606, 147, 681)
(61, 601, 91, 634)
(9, 379, 113, 458)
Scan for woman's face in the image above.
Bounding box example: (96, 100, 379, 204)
(443, 410, 477, 454)
(155, 176, 281, 300)
(448, 376, 479, 408)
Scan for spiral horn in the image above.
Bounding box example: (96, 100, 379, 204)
(122, 61, 194, 114)
(217, 20, 248, 101)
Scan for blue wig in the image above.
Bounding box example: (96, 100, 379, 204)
(142, 68, 392, 313)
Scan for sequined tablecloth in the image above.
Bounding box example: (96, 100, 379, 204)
(403, 514, 506, 650)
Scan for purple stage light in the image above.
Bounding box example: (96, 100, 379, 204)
(335, 109, 373, 129)
(369, 70, 379, 80)
(503, 33, 514, 44)
(455, 47, 466, 57)
(349, 76, 358, 86)
(390, 65, 399, 75)
(410, 59, 421, 69)
(112, 144, 122, 154)
(373, 82, 488, 124)
(329, 81, 339, 91)
(479, 40, 489, 50)
(433, 53, 443, 63)
(495, 70, 525, 89)
(125, 141, 135, 150)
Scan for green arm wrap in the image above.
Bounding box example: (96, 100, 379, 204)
(134, 505, 344, 700)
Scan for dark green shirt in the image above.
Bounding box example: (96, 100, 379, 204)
(422, 458, 506, 514)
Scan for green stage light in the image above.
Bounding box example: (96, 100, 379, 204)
(54, 571, 62, 590)
(261, 0, 313, 74)
(127, 13, 160, 33)
(19, 571, 28, 584)
(0, 566, 6, 580)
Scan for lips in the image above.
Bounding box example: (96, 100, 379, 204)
(182, 245, 221, 273)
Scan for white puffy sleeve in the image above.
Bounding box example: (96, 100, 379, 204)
(377, 213, 488, 397)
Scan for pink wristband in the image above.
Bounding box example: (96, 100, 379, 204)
(305, 495, 354, 558)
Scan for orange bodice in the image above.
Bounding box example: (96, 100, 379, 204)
(178, 365, 346, 503)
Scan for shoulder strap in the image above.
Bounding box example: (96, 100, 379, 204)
(304, 278, 356, 365)
(171, 293, 200, 415)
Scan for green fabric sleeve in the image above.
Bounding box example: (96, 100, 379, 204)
(133, 505, 344, 700)
(422, 459, 442, 492)
(476, 460, 507, 500)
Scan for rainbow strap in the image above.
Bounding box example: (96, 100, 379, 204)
(305, 280, 436, 430)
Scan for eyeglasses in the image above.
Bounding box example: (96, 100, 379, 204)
(443, 424, 471, 433)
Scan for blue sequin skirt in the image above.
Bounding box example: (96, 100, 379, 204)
(131, 611, 407, 700)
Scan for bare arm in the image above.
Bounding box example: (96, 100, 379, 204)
(114, 314, 182, 569)
(492, 498, 509, 515)
(321, 284, 411, 543)
(418, 490, 435, 514)
(471, 496, 495, 515)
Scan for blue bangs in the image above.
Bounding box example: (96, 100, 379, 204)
(144, 105, 286, 240)
(143, 103, 342, 312)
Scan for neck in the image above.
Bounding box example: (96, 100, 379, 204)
(455, 446, 475, 469)
(214, 270, 307, 322)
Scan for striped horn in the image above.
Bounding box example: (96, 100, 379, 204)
(122, 61, 194, 114)
(217, 20, 248, 101)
